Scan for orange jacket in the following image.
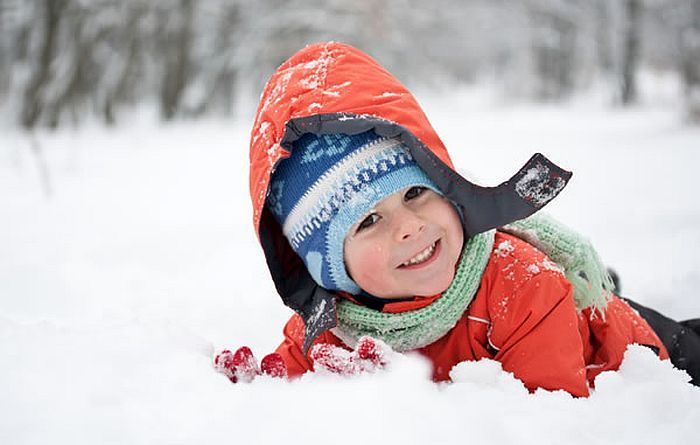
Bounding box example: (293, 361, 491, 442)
(248, 42, 667, 396)
(275, 232, 668, 397)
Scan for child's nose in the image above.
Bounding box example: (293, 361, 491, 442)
(394, 211, 425, 241)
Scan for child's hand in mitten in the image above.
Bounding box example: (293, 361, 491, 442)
(310, 336, 389, 376)
(213, 346, 288, 383)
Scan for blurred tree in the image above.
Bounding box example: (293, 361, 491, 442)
(0, 0, 8, 97)
(528, 1, 579, 100)
(0, 0, 697, 128)
(157, 0, 194, 120)
(594, 0, 614, 74)
(620, 0, 641, 105)
(96, 1, 149, 125)
(20, 0, 66, 129)
(182, 1, 240, 116)
(680, 0, 700, 121)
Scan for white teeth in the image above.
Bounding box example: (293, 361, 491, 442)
(402, 241, 437, 267)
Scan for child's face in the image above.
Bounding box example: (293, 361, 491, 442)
(344, 187, 464, 299)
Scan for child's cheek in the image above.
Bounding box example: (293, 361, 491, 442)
(355, 242, 390, 283)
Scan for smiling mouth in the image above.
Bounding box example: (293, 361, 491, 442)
(399, 239, 441, 268)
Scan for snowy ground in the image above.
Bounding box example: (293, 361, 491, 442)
(1, 87, 700, 444)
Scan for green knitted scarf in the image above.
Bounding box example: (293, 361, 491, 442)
(333, 213, 614, 352)
(333, 231, 495, 352)
(501, 213, 615, 314)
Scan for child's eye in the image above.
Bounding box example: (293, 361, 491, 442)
(404, 186, 427, 201)
(356, 213, 380, 232)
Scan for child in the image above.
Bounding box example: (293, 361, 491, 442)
(218, 42, 700, 396)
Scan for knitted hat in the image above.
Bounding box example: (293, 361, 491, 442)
(266, 130, 441, 295)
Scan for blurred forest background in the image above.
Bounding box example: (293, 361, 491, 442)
(1, 0, 699, 130)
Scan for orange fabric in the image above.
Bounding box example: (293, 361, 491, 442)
(381, 294, 442, 313)
(249, 42, 452, 237)
(338, 292, 441, 313)
(250, 42, 668, 396)
(275, 233, 668, 396)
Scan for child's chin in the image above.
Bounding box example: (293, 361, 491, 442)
(414, 274, 454, 297)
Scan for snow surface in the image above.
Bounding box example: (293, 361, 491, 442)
(2, 87, 700, 444)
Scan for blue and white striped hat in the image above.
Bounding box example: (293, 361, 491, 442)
(266, 130, 440, 295)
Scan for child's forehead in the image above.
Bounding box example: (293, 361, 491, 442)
(371, 186, 412, 207)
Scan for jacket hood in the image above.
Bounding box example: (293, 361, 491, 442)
(248, 42, 572, 352)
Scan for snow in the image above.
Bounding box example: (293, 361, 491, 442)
(494, 239, 515, 257)
(515, 161, 566, 206)
(2, 87, 700, 444)
(526, 264, 541, 274)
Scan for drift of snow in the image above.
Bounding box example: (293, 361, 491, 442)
(2, 85, 700, 444)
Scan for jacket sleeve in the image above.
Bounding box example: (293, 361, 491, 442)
(274, 314, 314, 378)
(488, 270, 590, 397)
(274, 313, 346, 378)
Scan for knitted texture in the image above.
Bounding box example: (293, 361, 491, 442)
(332, 213, 614, 352)
(501, 213, 614, 313)
(332, 230, 496, 352)
(267, 131, 440, 294)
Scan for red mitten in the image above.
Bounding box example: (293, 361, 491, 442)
(310, 343, 360, 374)
(310, 336, 389, 376)
(213, 349, 237, 382)
(214, 347, 288, 383)
(260, 353, 288, 378)
(355, 336, 388, 367)
(231, 346, 259, 383)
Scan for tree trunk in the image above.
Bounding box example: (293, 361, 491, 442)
(595, 0, 613, 74)
(159, 0, 193, 121)
(530, 9, 576, 101)
(682, 0, 700, 122)
(102, 4, 145, 125)
(21, 0, 66, 129)
(620, 0, 641, 105)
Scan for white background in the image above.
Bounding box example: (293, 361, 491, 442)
(1, 84, 699, 444)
